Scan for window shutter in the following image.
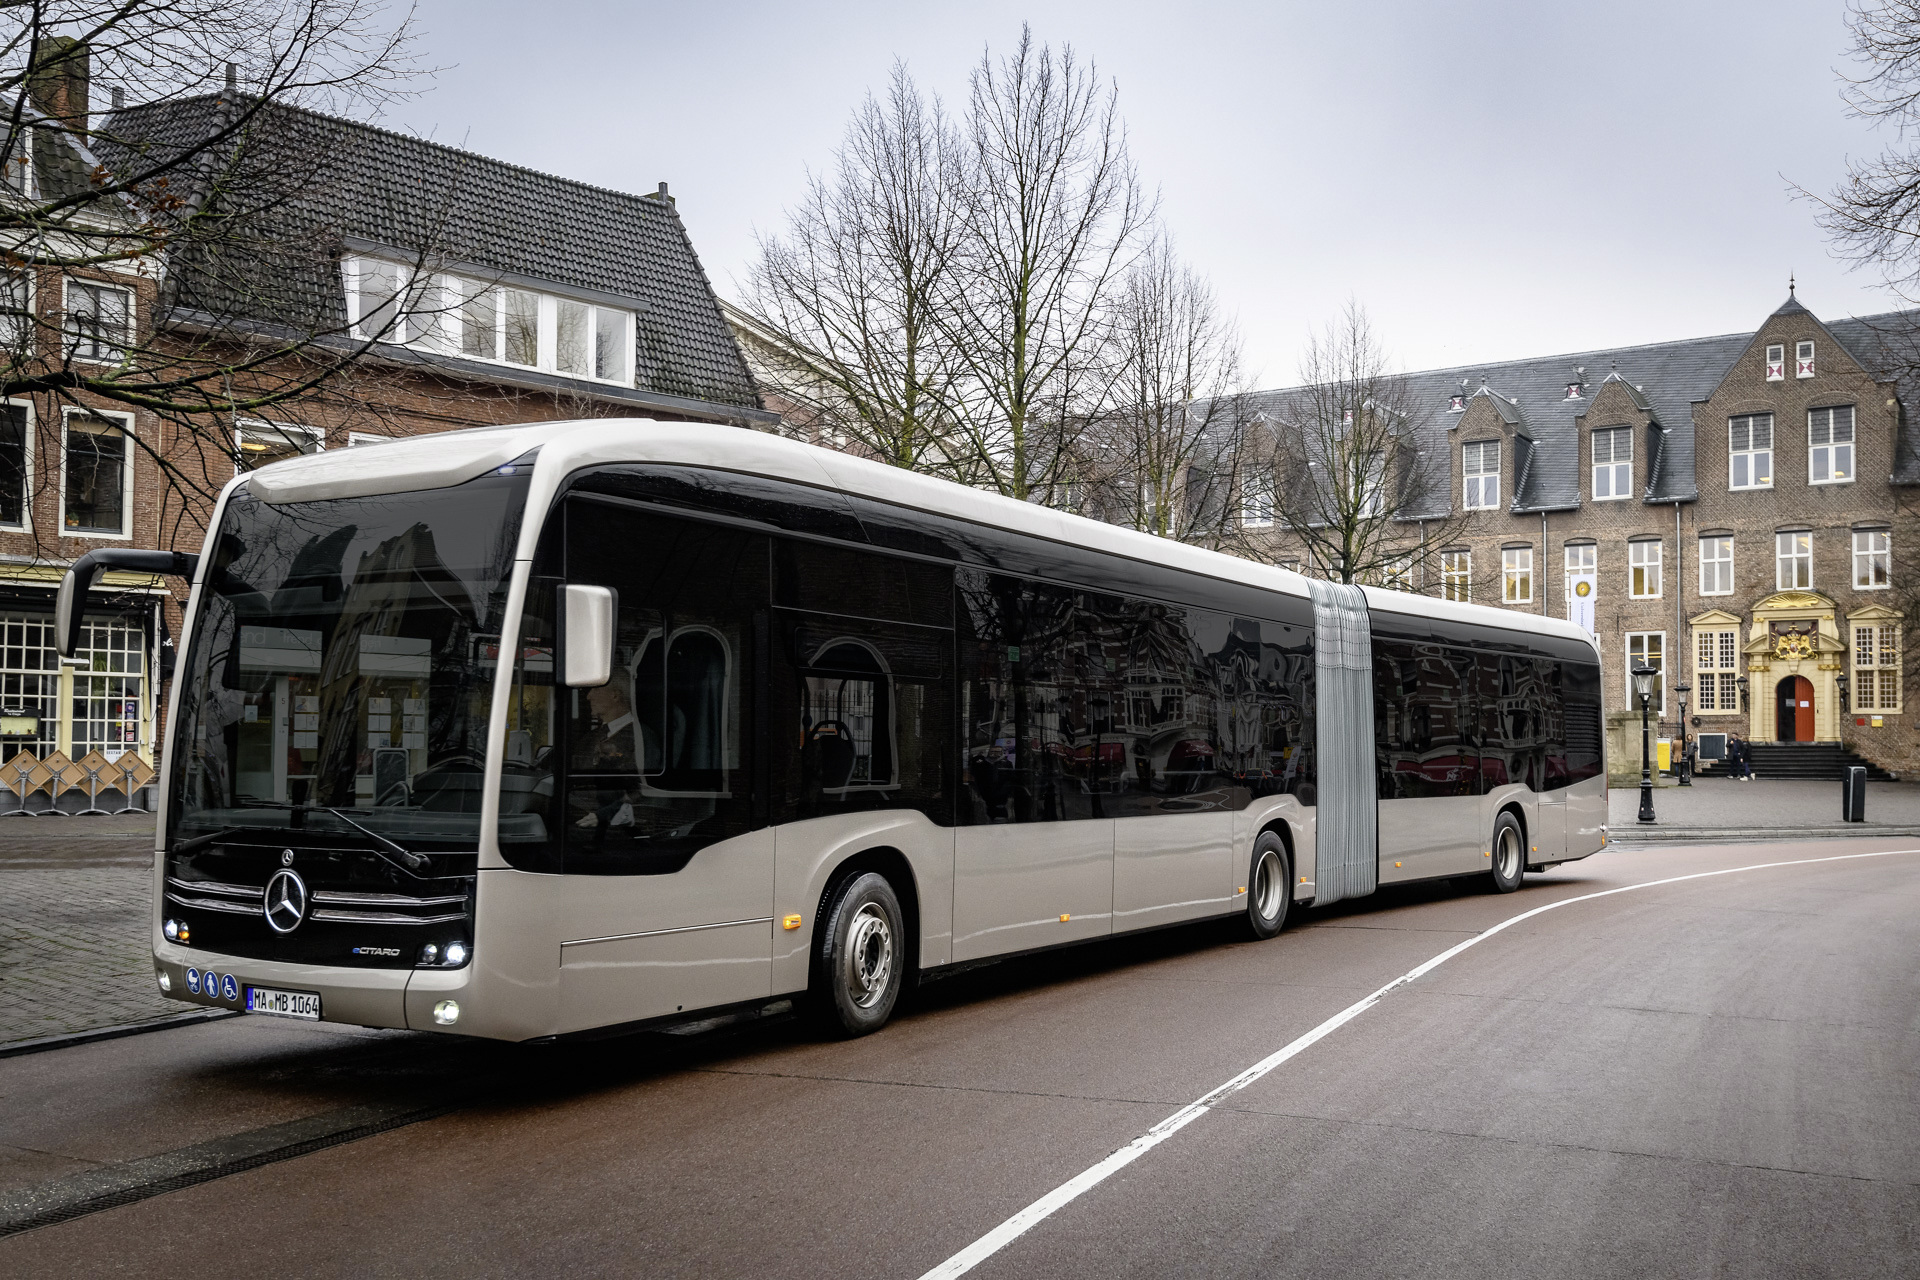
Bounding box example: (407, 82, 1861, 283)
(1796, 340, 1815, 379)
(1765, 344, 1785, 382)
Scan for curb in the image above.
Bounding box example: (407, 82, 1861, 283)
(1606, 825, 1920, 845)
(0, 1009, 240, 1059)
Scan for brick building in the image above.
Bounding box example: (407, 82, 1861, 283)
(0, 73, 768, 796)
(1245, 290, 1920, 780)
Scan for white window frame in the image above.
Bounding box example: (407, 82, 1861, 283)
(1441, 550, 1471, 602)
(346, 431, 391, 447)
(1626, 630, 1666, 715)
(1698, 535, 1733, 596)
(0, 397, 32, 534)
(1808, 405, 1856, 485)
(1239, 474, 1274, 528)
(1502, 546, 1532, 604)
(0, 269, 33, 353)
(58, 407, 134, 540)
(343, 256, 636, 388)
(1853, 529, 1891, 591)
(1591, 427, 1632, 501)
(233, 419, 324, 475)
(1693, 627, 1740, 716)
(1764, 343, 1785, 382)
(1628, 539, 1663, 600)
(1796, 340, 1815, 379)
(1462, 441, 1499, 510)
(1357, 451, 1386, 518)
(1776, 531, 1813, 590)
(62, 277, 133, 365)
(1564, 543, 1596, 599)
(1729, 414, 1773, 490)
(1852, 622, 1902, 713)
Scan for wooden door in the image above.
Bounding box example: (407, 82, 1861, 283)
(1794, 676, 1815, 741)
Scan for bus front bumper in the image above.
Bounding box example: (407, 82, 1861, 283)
(152, 941, 475, 1034)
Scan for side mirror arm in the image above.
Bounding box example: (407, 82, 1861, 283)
(57, 549, 199, 658)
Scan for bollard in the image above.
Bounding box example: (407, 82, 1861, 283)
(1842, 765, 1866, 823)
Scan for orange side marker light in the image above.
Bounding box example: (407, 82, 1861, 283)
(782, 914, 802, 931)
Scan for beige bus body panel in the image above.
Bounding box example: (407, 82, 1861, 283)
(1112, 808, 1235, 932)
(952, 819, 1114, 962)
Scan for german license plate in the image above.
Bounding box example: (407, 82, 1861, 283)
(246, 986, 321, 1020)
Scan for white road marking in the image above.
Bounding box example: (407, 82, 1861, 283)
(914, 846, 1920, 1280)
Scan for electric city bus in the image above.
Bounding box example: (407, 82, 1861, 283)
(57, 420, 1606, 1041)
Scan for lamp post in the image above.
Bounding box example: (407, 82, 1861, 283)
(1836, 671, 1851, 719)
(1633, 663, 1658, 823)
(1736, 673, 1750, 715)
(1674, 681, 1692, 786)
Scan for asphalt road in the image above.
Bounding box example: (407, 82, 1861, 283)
(0, 838, 1915, 1278)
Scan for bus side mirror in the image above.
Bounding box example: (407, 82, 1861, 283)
(56, 549, 199, 658)
(562, 584, 615, 688)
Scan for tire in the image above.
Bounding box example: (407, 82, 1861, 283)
(1487, 811, 1525, 894)
(1243, 830, 1291, 939)
(811, 871, 906, 1037)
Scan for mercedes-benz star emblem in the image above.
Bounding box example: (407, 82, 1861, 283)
(281, 848, 295, 866)
(263, 869, 309, 934)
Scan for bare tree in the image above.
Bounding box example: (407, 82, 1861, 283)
(0, 1, 425, 531)
(1077, 235, 1249, 546)
(940, 25, 1152, 501)
(1258, 303, 1464, 587)
(1802, 2, 1920, 297)
(744, 63, 966, 471)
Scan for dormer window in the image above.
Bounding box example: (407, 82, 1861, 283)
(1796, 340, 1815, 379)
(0, 126, 32, 200)
(1448, 394, 1465, 412)
(1565, 382, 1582, 400)
(345, 255, 636, 387)
(1462, 440, 1499, 510)
(1765, 343, 1785, 381)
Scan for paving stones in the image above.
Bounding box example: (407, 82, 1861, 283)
(0, 816, 171, 1047)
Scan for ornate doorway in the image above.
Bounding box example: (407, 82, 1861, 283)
(1775, 675, 1814, 741)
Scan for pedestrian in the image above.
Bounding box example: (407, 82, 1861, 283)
(1728, 732, 1753, 781)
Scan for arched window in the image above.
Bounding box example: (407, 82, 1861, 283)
(802, 639, 897, 793)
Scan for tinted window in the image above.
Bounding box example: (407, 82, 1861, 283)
(774, 538, 952, 628)
(773, 612, 952, 824)
(1373, 640, 1476, 800)
(561, 501, 767, 874)
(1559, 659, 1604, 787)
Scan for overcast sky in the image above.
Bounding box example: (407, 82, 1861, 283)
(383, 0, 1900, 388)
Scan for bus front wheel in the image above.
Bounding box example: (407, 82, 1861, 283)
(1243, 831, 1291, 939)
(813, 871, 906, 1037)
(1486, 813, 1525, 894)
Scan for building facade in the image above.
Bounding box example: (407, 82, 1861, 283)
(1246, 291, 1920, 780)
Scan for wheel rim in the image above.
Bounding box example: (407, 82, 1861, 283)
(1252, 848, 1282, 921)
(1497, 827, 1522, 881)
(843, 903, 894, 1009)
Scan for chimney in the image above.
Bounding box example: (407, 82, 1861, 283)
(655, 181, 674, 205)
(28, 36, 90, 133)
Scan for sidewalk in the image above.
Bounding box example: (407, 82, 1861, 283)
(0, 814, 177, 1047)
(1606, 777, 1920, 842)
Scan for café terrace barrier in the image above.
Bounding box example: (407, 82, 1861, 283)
(0, 748, 155, 816)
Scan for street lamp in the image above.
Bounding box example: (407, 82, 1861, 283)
(1836, 671, 1851, 717)
(1736, 673, 1750, 715)
(1633, 662, 1658, 824)
(1674, 680, 1692, 787)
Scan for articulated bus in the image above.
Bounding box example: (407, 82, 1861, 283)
(58, 420, 1606, 1041)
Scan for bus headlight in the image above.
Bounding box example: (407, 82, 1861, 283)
(432, 1000, 460, 1025)
(418, 943, 439, 966)
(163, 918, 179, 940)
(445, 942, 468, 966)
(156, 970, 171, 993)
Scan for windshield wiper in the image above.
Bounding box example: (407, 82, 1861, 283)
(174, 823, 288, 855)
(212, 800, 432, 875)
(308, 805, 430, 873)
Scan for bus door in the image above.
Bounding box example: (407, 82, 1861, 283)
(1529, 659, 1567, 862)
(552, 501, 774, 1032)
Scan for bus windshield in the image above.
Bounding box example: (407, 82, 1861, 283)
(167, 468, 534, 850)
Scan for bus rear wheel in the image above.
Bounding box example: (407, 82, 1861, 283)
(1486, 813, 1525, 894)
(813, 871, 905, 1037)
(1243, 831, 1291, 939)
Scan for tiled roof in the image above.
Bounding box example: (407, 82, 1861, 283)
(96, 95, 763, 413)
(1248, 301, 1920, 515)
